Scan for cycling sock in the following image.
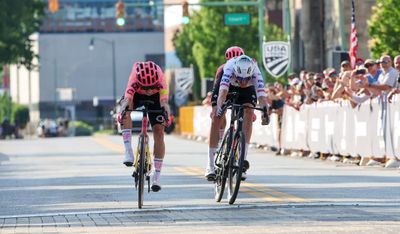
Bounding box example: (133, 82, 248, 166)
(208, 147, 216, 169)
(122, 129, 133, 160)
(153, 158, 163, 182)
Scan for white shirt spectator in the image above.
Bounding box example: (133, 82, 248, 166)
(378, 67, 398, 88)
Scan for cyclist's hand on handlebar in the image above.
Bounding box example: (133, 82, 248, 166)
(216, 105, 225, 117)
(166, 114, 173, 127)
(117, 111, 126, 124)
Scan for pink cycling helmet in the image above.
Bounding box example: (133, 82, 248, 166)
(225, 46, 244, 60)
(135, 61, 160, 86)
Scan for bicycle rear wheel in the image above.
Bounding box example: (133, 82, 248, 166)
(214, 129, 231, 202)
(138, 134, 145, 209)
(227, 131, 246, 205)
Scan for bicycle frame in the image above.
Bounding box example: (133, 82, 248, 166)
(214, 92, 266, 204)
(224, 94, 244, 159)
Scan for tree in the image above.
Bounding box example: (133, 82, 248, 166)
(173, 0, 286, 97)
(0, 93, 12, 123)
(11, 104, 30, 129)
(0, 0, 45, 68)
(368, 0, 400, 59)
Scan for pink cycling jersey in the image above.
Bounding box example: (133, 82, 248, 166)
(124, 63, 169, 102)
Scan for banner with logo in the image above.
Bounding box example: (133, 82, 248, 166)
(262, 41, 290, 78)
(174, 68, 194, 107)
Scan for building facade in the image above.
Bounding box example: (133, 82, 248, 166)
(9, 0, 165, 125)
(289, 0, 376, 73)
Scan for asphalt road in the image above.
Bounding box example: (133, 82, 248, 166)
(0, 135, 399, 233)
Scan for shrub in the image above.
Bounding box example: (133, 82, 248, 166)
(71, 121, 93, 136)
(11, 104, 30, 129)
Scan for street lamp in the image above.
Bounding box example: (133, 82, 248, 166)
(88, 37, 117, 102)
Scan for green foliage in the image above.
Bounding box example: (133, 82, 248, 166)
(368, 0, 400, 59)
(173, 0, 286, 89)
(0, 93, 30, 128)
(71, 121, 94, 136)
(11, 104, 30, 129)
(0, 0, 45, 68)
(0, 93, 12, 123)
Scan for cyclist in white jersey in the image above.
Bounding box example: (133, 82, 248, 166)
(206, 55, 269, 180)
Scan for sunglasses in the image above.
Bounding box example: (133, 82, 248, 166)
(379, 61, 388, 64)
(139, 84, 161, 90)
(236, 76, 252, 82)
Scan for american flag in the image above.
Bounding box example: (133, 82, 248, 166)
(349, 0, 358, 69)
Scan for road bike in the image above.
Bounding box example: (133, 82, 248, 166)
(214, 92, 266, 204)
(121, 100, 167, 209)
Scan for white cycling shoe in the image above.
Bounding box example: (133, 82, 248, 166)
(205, 167, 216, 181)
(123, 154, 134, 167)
(151, 179, 162, 192)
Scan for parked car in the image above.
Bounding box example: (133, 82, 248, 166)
(37, 119, 58, 137)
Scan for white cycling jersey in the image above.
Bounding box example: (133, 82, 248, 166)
(219, 57, 267, 98)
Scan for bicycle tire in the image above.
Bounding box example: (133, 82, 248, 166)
(227, 131, 246, 205)
(214, 129, 231, 202)
(138, 134, 145, 209)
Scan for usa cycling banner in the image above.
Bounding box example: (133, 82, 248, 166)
(262, 41, 290, 78)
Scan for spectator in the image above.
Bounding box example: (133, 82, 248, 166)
(299, 70, 308, 82)
(331, 71, 351, 100)
(365, 55, 399, 167)
(355, 58, 364, 67)
(313, 73, 324, 87)
(322, 70, 338, 100)
(364, 59, 382, 85)
(368, 55, 398, 94)
(388, 55, 400, 102)
(323, 68, 335, 79)
(347, 66, 371, 107)
(287, 72, 297, 84)
(340, 60, 352, 75)
(202, 91, 212, 106)
(266, 83, 284, 115)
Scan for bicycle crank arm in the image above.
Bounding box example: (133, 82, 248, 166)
(147, 176, 151, 193)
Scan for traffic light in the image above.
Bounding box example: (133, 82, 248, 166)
(48, 0, 59, 14)
(115, 0, 125, 27)
(182, 1, 190, 24)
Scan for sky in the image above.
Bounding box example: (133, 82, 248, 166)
(164, 0, 199, 27)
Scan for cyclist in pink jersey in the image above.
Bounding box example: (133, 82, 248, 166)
(118, 61, 170, 192)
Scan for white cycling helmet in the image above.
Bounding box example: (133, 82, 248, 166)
(233, 55, 256, 81)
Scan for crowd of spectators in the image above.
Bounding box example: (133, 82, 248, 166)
(200, 55, 400, 168)
(264, 55, 400, 168)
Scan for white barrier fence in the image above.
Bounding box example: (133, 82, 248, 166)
(191, 97, 400, 160)
(281, 98, 400, 160)
(192, 106, 280, 147)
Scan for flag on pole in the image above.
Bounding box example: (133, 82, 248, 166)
(349, 0, 358, 69)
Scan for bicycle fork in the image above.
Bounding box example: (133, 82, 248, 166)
(132, 136, 152, 192)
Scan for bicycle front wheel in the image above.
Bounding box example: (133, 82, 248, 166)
(214, 129, 231, 202)
(138, 134, 145, 209)
(227, 131, 246, 205)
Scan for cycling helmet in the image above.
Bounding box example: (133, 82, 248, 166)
(135, 61, 160, 86)
(233, 55, 256, 80)
(225, 46, 244, 60)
